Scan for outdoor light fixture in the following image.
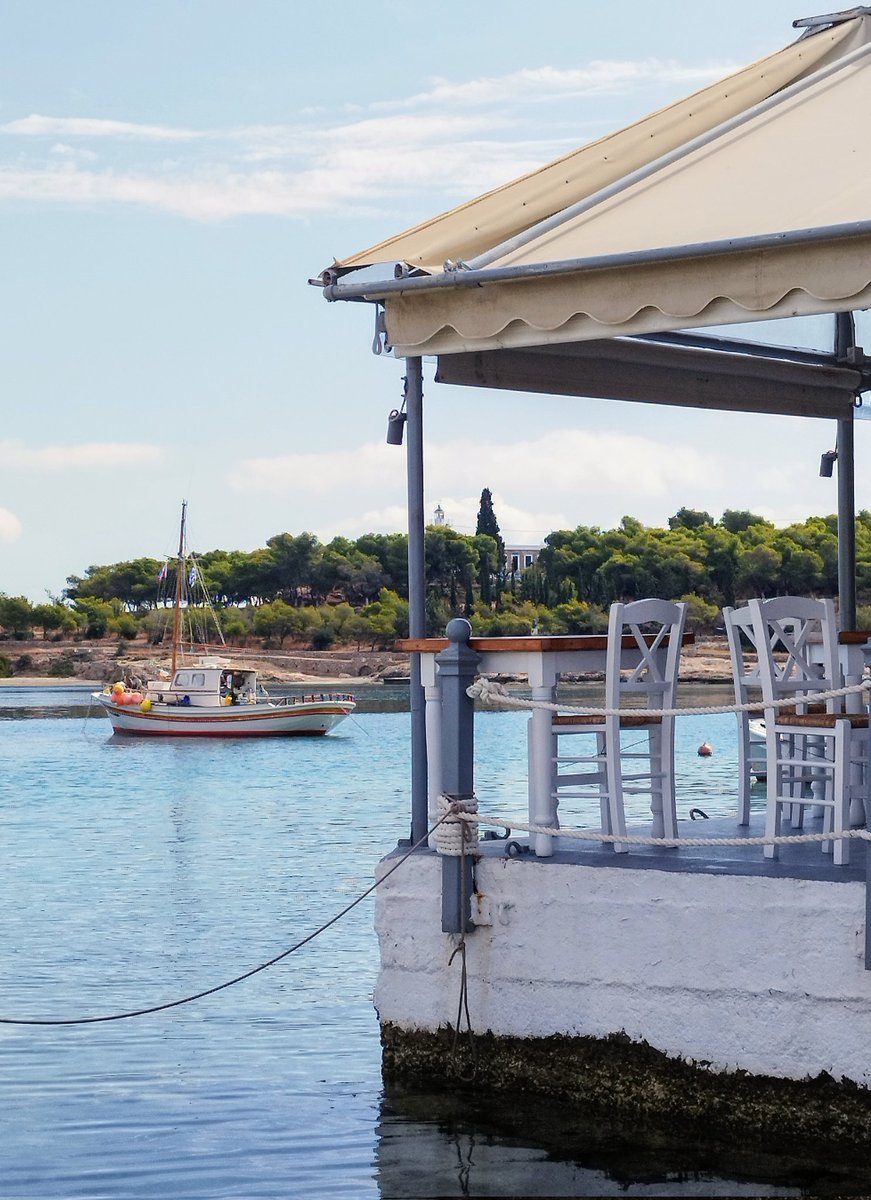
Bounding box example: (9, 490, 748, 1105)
(386, 377, 408, 445)
(386, 407, 407, 445)
(820, 448, 838, 477)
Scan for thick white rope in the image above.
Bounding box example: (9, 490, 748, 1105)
(435, 795, 479, 855)
(447, 804, 871, 849)
(467, 675, 871, 720)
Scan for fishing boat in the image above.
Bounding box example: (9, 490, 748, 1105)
(92, 503, 355, 737)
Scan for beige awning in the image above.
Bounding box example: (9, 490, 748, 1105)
(332, 18, 861, 275)
(323, 14, 871, 359)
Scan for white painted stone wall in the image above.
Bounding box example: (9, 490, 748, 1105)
(375, 854, 871, 1083)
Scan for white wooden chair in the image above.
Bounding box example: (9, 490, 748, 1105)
(723, 603, 807, 825)
(747, 596, 868, 866)
(550, 598, 688, 853)
(722, 603, 765, 826)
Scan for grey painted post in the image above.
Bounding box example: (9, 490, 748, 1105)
(837, 412, 857, 630)
(436, 618, 480, 933)
(864, 639, 871, 969)
(405, 358, 428, 845)
(836, 311, 857, 630)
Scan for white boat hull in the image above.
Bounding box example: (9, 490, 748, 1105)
(93, 693, 354, 737)
(748, 717, 767, 780)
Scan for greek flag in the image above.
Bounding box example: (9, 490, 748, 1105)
(188, 566, 197, 587)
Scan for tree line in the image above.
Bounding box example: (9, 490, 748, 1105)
(4, 501, 871, 650)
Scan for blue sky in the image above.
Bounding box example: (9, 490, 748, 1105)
(0, 1, 861, 600)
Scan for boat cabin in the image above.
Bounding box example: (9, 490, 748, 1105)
(147, 661, 258, 707)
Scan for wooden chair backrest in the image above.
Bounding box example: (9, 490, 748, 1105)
(604, 598, 688, 713)
(747, 596, 841, 713)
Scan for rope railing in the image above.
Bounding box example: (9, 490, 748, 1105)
(466, 675, 871, 719)
(438, 798, 871, 851)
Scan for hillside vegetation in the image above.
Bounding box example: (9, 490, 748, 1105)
(3, 508, 871, 673)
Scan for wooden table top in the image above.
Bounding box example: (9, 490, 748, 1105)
(396, 632, 695, 654)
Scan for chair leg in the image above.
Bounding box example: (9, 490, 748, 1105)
(788, 733, 805, 827)
(606, 717, 628, 853)
(648, 724, 665, 839)
(833, 722, 850, 867)
(596, 730, 611, 841)
(737, 714, 751, 826)
(764, 725, 782, 859)
(660, 717, 678, 841)
(854, 739, 868, 825)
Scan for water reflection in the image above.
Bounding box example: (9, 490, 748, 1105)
(375, 1084, 871, 1197)
(0, 684, 99, 720)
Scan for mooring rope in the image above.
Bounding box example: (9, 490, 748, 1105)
(0, 816, 448, 1027)
(435, 794, 479, 855)
(448, 825, 477, 1079)
(467, 675, 871, 719)
(7, 796, 868, 1027)
(447, 804, 871, 849)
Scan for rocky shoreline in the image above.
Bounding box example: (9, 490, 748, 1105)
(0, 638, 734, 686)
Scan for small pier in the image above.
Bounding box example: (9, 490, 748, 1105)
(376, 621, 871, 1149)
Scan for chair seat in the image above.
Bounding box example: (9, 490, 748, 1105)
(775, 711, 868, 729)
(553, 713, 662, 728)
(780, 702, 828, 717)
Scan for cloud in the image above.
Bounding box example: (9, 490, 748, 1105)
(0, 508, 22, 543)
(233, 441, 404, 494)
(0, 56, 740, 222)
(428, 430, 721, 498)
(0, 440, 162, 470)
(231, 428, 720, 502)
(228, 419, 837, 540)
(0, 125, 555, 221)
(0, 164, 323, 220)
(49, 142, 98, 162)
(1, 114, 204, 141)
(372, 59, 739, 112)
(332, 504, 411, 536)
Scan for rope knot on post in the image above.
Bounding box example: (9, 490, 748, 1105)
(436, 795, 479, 856)
(466, 677, 511, 706)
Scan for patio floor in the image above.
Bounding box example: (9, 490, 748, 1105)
(472, 812, 869, 883)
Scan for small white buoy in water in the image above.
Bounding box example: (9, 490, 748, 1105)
(697, 741, 713, 757)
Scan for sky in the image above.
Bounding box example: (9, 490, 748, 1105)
(1, 0, 865, 601)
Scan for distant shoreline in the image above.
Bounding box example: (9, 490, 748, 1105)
(0, 640, 732, 688)
(0, 676, 103, 687)
(0, 674, 384, 689)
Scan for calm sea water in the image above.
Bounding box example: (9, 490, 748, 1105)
(0, 684, 865, 1198)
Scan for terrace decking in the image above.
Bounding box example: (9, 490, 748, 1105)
(469, 812, 869, 884)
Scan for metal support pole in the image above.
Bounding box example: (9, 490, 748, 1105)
(837, 413, 857, 630)
(405, 357, 428, 845)
(836, 312, 857, 630)
(864, 639, 871, 969)
(436, 618, 479, 933)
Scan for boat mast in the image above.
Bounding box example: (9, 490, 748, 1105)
(171, 500, 187, 675)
